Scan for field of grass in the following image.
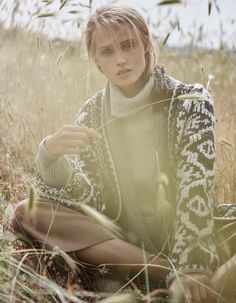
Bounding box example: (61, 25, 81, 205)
(0, 27, 235, 203)
(0, 25, 236, 302)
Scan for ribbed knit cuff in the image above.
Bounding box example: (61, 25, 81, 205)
(36, 137, 72, 189)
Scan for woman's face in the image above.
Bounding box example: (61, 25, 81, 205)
(94, 24, 148, 97)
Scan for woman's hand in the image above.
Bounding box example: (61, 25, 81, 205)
(210, 254, 236, 300)
(169, 273, 212, 303)
(45, 125, 101, 157)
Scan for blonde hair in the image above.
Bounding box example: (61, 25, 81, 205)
(84, 4, 156, 79)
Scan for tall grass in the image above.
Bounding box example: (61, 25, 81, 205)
(0, 12, 235, 301)
(0, 28, 235, 203)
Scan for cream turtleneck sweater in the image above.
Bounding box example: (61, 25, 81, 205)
(106, 77, 169, 249)
(110, 77, 155, 117)
(109, 77, 167, 214)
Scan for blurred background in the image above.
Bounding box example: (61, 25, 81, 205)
(0, 0, 235, 48)
(0, 0, 235, 204)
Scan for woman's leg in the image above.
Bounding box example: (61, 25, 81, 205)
(12, 199, 118, 251)
(76, 239, 170, 280)
(12, 199, 170, 281)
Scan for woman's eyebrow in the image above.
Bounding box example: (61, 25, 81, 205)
(98, 37, 137, 49)
(121, 38, 137, 44)
(97, 44, 111, 50)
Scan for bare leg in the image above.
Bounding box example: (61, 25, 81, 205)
(76, 239, 170, 280)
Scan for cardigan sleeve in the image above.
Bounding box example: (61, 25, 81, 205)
(36, 137, 73, 189)
(35, 99, 103, 212)
(167, 84, 220, 285)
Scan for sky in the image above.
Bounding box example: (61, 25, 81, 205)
(0, 0, 235, 49)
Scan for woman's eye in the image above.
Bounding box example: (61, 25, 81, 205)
(100, 48, 113, 56)
(122, 40, 136, 50)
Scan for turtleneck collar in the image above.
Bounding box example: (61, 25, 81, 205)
(109, 76, 155, 117)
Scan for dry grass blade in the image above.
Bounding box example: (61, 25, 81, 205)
(24, 187, 36, 219)
(2, 205, 15, 228)
(59, 0, 68, 10)
(37, 13, 56, 18)
(141, 242, 150, 302)
(206, 73, 214, 89)
(36, 36, 40, 50)
(163, 32, 171, 46)
(219, 138, 233, 147)
(158, 0, 182, 5)
(79, 204, 123, 237)
(155, 152, 175, 250)
(27, 186, 34, 213)
(177, 93, 206, 100)
(53, 247, 77, 272)
(68, 10, 80, 14)
(96, 97, 173, 132)
(155, 151, 160, 178)
(45, 0, 54, 7)
(77, 3, 91, 9)
(56, 53, 64, 67)
(208, 0, 212, 16)
(1, 254, 86, 303)
(98, 294, 134, 303)
(214, 0, 220, 14)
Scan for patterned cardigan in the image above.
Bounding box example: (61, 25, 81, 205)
(36, 66, 220, 284)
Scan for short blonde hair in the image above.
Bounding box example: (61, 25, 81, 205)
(84, 4, 156, 79)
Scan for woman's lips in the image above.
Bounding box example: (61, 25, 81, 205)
(117, 69, 131, 76)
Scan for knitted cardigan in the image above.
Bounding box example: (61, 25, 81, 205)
(35, 66, 220, 284)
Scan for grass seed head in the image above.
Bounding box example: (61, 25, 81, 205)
(98, 294, 134, 303)
(79, 204, 123, 237)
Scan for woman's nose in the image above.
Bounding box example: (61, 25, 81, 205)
(115, 51, 127, 65)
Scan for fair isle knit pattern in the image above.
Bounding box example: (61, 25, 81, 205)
(35, 66, 220, 284)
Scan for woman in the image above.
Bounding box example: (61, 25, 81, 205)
(12, 4, 236, 302)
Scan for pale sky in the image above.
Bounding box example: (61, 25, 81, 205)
(104, 0, 236, 49)
(0, 0, 235, 49)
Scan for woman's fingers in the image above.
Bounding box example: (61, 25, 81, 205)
(66, 130, 101, 153)
(170, 274, 210, 303)
(84, 127, 102, 139)
(66, 132, 90, 144)
(73, 140, 88, 152)
(186, 277, 209, 303)
(188, 285, 201, 303)
(63, 125, 102, 140)
(45, 125, 102, 157)
(183, 284, 207, 303)
(198, 284, 208, 301)
(183, 286, 192, 302)
(64, 142, 87, 154)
